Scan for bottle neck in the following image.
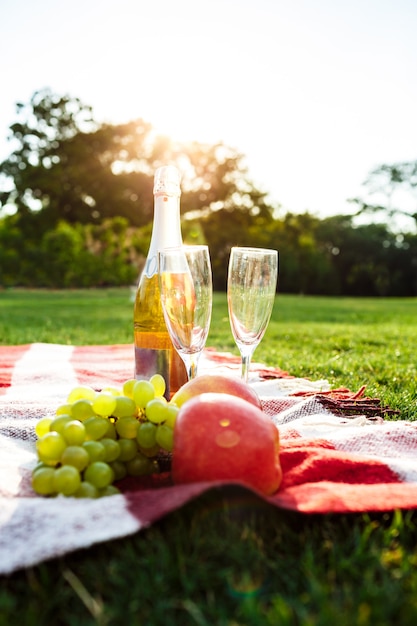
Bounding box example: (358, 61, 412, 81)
(145, 194, 183, 277)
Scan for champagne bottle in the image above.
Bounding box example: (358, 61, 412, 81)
(134, 165, 187, 397)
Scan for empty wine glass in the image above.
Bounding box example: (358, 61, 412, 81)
(227, 246, 278, 382)
(159, 245, 212, 380)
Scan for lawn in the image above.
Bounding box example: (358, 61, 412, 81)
(1, 288, 417, 625)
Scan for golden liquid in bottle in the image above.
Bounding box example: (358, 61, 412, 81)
(134, 273, 187, 398)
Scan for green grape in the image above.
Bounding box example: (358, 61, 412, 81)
(56, 403, 72, 416)
(125, 453, 158, 476)
(98, 485, 120, 497)
(32, 466, 56, 495)
(145, 398, 168, 424)
(113, 396, 137, 418)
(164, 403, 179, 429)
(122, 378, 137, 399)
(35, 417, 53, 438)
(92, 392, 117, 417)
(115, 416, 139, 439)
(74, 481, 99, 499)
(109, 460, 127, 481)
(100, 438, 121, 462)
(67, 385, 96, 403)
(36, 432, 67, 465)
(117, 438, 138, 462)
(32, 461, 49, 474)
(156, 424, 174, 452)
(139, 444, 160, 458)
(149, 374, 166, 398)
(49, 414, 73, 436)
(84, 461, 114, 489)
(133, 380, 155, 409)
(61, 445, 90, 471)
(53, 465, 81, 496)
(70, 399, 95, 422)
(84, 416, 110, 441)
(83, 440, 106, 463)
(137, 421, 157, 449)
(102, 386, 121, 396)
(63, 420, 86, 445)
(104, 420, 117, 440)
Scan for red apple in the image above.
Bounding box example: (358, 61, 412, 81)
(170, 374, 261, 410)
(171, 393, 282, 495)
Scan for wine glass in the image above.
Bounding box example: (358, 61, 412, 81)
(159, 245, 212, 380)
(227, 246, 278, 382)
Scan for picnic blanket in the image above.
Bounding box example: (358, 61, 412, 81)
(1, 343, 416, 575)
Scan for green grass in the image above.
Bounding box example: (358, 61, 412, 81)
(1, 288, 417, 625)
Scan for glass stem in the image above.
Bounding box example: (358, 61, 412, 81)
(183, 353, 199, 381)
(241, 352, 251, 383)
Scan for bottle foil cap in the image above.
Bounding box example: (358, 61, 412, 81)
(153, 165, 181, 196)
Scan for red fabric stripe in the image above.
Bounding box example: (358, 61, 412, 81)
(70, 344, 134, 389)
(0, 345, 31, 394)
(204, 347, 292, 378)
(278, 441, 402, 489)
(270, 481, 417, 514)
(69, 344, 291, 390)
(125, 477, 417, 523)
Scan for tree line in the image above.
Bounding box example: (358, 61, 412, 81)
(1, 88, 416, 296)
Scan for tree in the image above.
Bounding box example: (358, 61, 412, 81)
(270, 212, 338, 295)
(0, 88, 155, 228)
(314, 214, 416, 296)
(0, 215, 141, 288)
(0, 88, 282, 289)
(350, 160, 417, 232)
(0, 89, 271, 235)
(197, 182, 278, 290)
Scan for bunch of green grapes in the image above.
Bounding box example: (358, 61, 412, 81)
(32, 374, 179, 498)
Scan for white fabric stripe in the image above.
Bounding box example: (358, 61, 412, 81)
(199, 352, 331, 393)
(251, 377, 330, 397)
(5, 343, 78, 401)
(0, 495, 142, 575)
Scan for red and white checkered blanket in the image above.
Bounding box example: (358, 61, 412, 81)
(1, 343, 416, 575)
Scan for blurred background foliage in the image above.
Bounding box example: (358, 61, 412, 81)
(1, 88, 416, 295)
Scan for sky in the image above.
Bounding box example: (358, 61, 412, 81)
(1, 0, 417, 219)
